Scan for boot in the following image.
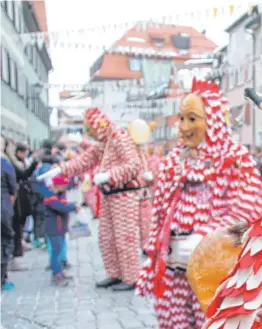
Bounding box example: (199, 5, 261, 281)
(62, 261, 72, 270)
(96, 278, 122, 288)
(8, 259, 28, 272)
(112, 282, 136, 292)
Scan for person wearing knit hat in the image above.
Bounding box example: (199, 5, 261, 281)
(37, 108, 151, 291)
(43, 175, 79, 286)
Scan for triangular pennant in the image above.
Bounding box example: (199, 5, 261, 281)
(213, 7, 218, 18)
(248, 5, 254, 15)
(229, 5, 235, 16)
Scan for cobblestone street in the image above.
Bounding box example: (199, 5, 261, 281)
(1, 210, 157, 329)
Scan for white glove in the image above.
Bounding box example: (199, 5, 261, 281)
(84, 173, 91, 181)
(68, 132, 83, 144)
(93, 172, 110, 185)
(144, 171, 154, 181)
(36, 167, 62, 182)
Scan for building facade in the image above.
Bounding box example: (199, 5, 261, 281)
(1, 0, 52, 149)
(88, 24, 216, 125)
(253, 5, 262, 147)
(221, 7, 262, 146)
(50, 90, 91, 140)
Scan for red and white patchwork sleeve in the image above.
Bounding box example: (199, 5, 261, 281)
(108, 129, 141, 186)
(61, 144, 101, 178)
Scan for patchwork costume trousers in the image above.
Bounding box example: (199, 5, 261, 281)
(155, 269, 205, 329)
(99, 190, 140, 285)
(139, 198, 152, 250)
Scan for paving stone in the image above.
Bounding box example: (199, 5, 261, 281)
(1, 215, 155, 329)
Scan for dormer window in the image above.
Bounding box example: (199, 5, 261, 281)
(171, 33, 191, 50)
(149, 33, 166, 48)
(152, 38, 165, 47)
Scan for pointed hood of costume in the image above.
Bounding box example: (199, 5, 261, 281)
(84, 108, 114, 142)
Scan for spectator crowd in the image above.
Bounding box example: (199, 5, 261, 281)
(0, 136, 92, 289)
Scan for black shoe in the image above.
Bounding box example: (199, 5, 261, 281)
(142, 250, 148, 257)
(24, 235, 31, 244)
(112, 282, 135, 292)
(62, 261, 72, 270)
(96, 278, 122, 288)
(45, 265, 51, 271)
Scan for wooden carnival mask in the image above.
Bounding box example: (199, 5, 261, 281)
(179, 93, 207, 149)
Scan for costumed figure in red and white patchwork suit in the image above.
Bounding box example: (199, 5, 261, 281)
(38, 108, 152, 291)
(202, 217, 262, 329)
(136, 145, 153, 251)
(136, 79, 262, 329)
(147, 143, 162, 194)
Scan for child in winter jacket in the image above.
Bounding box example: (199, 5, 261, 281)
(43, 175, 79, 286)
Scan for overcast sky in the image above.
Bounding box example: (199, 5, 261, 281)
(46, 0, 254, 84)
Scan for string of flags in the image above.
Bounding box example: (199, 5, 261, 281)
(42, 55, 262, 93)
(17, 3, 260, 50)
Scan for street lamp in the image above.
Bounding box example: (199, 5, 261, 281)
(245, 6, 261, 148)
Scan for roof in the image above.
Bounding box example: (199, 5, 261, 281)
(91, 24, 217, 81)
(115, 24, 216, 54)
(225, 13, 249, 32)
(31, 0, 48, 32)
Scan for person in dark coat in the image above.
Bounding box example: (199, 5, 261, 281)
(31, 151, 59, 248)
(43, 175, 78, 286)
(5, 142, 39, 270)
(1, 135, 16, 290)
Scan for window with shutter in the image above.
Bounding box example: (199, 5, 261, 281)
(14, 2, 21, 32)
(1, 47, 10, 83)
(7, 1, 14, 21)
(245, 103, 251, 125)
(17, 71, 25, 98)
(9, 58, 17, 91)
(229, 69, 236, 89)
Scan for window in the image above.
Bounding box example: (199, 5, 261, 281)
(25, 46, 33, 63)
(34, 47, 39, 73)
(237, 66, 245, 85)
(245, 103, 251, 125)
(247, 62, 253, 81)
(129, 57, 141, 72)
(1, 47, 10, 83)
(24, 80, 29, 107)
(229, 69, 236, 89)
(171, 33, 190, 50)
(152, 38, 165, 48)
(28, 85, 34, 111)
(14, 2, 21, 32)
(6, 1, 14, 22)
(9, 59, 17, 91)
(17, 70, 25, 98)
(1, 1, 7, 11)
